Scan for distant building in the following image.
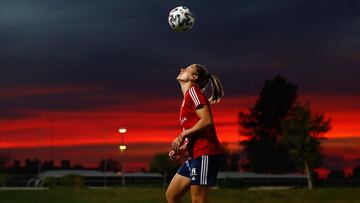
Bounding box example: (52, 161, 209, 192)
(25, 159, 40, 174)
(61, 160, 71, 169)
(13, 160, 21, 169)
(42, 161, 54, 170)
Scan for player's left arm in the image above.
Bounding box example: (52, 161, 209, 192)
(172, 105, 213, 151)
(181, 105, 213, 138)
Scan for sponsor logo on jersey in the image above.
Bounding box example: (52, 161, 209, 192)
(180, 117, 187, 125)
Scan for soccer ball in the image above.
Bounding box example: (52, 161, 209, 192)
(168, 6, 195, 32)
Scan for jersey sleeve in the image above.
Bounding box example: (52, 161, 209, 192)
(188, 86, 208, 110)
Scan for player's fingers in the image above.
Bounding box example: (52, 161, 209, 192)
(173, 142, 180, 152)
(171, 139, 178, 148)
(169, 150, 175, 157)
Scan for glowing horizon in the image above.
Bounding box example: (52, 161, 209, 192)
(1, 93, 359, 173)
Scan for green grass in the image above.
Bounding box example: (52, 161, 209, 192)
(1, 187, 360, 203)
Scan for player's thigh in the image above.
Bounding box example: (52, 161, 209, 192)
(190, 185, 210, 203)
(166, 173, 191, 198)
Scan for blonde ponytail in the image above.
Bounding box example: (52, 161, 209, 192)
(193, 64, 224, 104)
(208, 74, 224, 104)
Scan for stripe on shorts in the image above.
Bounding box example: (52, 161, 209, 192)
(201, 155, 209, 185)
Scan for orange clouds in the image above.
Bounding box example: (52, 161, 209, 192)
(1, 93, 359, 171)
(1, 94, 360, 147)
(298, 94, 360, 138)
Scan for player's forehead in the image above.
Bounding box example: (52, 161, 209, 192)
(187, 64, 198, 72)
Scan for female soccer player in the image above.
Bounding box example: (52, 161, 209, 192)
(166, 64, 224, 203)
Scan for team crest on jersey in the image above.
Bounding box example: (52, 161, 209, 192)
(191, 168, 197, 176)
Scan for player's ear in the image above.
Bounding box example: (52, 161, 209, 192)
(191, 74, 198, 81)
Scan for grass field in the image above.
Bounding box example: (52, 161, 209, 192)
(1, 187, 360, 203)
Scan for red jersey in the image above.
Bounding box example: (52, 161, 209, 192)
(179, 85, 223, 159)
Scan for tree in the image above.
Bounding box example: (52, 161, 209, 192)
(98, 158, 121, 172)
(0, 152, 10, 169)
(352, 166, 360, 179)
(0, 153, 10, 186)
(327, 170, 346, 180)
(149, 152, 180, 187)
(228, 153, 240, 171)
(219, 143, 240, 171)
(281, 104, 331, 189)
(239, 75, 298, 173)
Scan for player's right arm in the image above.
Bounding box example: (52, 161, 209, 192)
(169, 142, 188, 160)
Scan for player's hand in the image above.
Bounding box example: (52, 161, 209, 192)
(168, 150, 177, 160)
(171, 135, 184, 152)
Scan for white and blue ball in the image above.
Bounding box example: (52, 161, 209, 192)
(168, 6, 195, 32)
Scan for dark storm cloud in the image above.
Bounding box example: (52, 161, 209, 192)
(0, 86, 167, 119)
(0, 90, 102, 112)
(0, 108, 30, 120)
(0, 84, 180, 120)
(202, 1, 360, 95)
(0, 0, 359, 111)
(322, 154, 347, 170)
(322, 154, 360, 170)
(325, 137, 360, 144)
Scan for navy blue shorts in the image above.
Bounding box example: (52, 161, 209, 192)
(177, 154, 222, 186)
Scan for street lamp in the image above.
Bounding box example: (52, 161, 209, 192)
(119, 145, 127, 150)
(119, 128, 127, 134)
(118, 127, 127, 186)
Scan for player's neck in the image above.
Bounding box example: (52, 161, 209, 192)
(180, 82, 195, 96)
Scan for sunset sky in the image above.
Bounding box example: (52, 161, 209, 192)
(0, 0, 359, 174)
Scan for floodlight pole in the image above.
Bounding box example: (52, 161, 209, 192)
(104, 130, 108, 187)
(119, 128, 127, 186)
